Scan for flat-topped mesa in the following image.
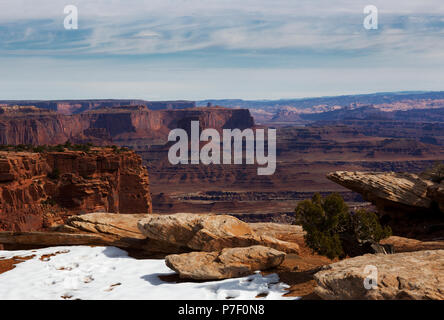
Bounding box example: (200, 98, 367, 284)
(0, 148, 152, 232)
(0, 105, 255, 146)
(0, 105, 56, 116)
(0, 100, 196, 114)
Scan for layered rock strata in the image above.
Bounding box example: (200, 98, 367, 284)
(0, 149, 152, 231)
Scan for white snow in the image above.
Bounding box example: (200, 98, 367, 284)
(0, 246, 297, 300)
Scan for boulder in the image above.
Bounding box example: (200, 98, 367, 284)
(137, 213, 299, 254)
(165, 245, 286, 280)
(314, 250, 444, 300)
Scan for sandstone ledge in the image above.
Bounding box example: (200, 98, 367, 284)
(314, 250, 444, 300)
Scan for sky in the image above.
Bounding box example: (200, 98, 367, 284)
(0, 0, 443, 100)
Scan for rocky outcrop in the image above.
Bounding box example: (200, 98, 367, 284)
(0, 213, 184, 255)
(137, 213, 300, 254)
(0, 149, 152, 232)
(327, 171, 444, 238)
(327, 171, 435, 211)
(314, 250, 444, 300)
(165, 246, 286, 280)
(0, 213, 300, 255)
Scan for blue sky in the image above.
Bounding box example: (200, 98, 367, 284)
(0, 0, 443, 100)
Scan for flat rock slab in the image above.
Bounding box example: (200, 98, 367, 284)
(165, 245, 286, 280)
(314, 250, 444, 300)
(381, 236, 444, 253)
(0, 231, 111, 247)
(62, 212, 149, 239)
(138, 213, 299, 254)
(249, 223, 305, 243)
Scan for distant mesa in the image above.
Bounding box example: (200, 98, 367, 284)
(0, 104, 255, 146)
(0, 99, 196, 115)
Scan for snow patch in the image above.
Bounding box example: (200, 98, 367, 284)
(0, 246, 297, 300)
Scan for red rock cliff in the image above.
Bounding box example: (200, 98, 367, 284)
(0, 105, 255, 147)
(0, 148, 152, 231)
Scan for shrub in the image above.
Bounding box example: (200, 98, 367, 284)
(422, 161, 444, 183)
(32, 145, 47, 153)
(295, 193, 391, 259)
(47, 144, 65, 152)
(349, 209, 392, 243)
(64, 140, 72, 148)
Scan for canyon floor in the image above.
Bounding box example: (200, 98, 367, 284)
(145, 123, 444, 220)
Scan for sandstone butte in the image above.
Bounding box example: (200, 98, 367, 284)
(0, 148, 152, 232)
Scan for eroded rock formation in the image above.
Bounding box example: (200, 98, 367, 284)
(0, 213, 301, 256)
(327, 171, 444, 238)
(165, 246, 286, 280)
(0, 149, 152, 231)
(327, 171, 435, 211)
(137, 213, 300, 254)
(314, 250, 444, 300)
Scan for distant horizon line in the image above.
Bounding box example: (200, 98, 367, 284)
(1, 90, 444, 103)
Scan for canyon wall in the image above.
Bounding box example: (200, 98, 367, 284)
(0, 106, 255, 147)
(0, 148, 152, 232)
